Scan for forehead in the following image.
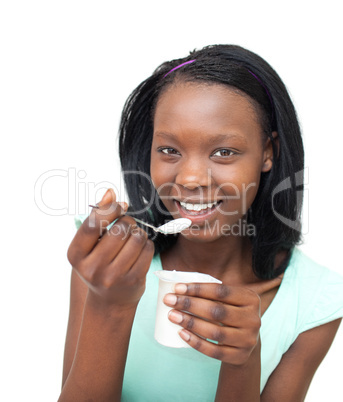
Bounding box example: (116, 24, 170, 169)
(153, 82, 263, 138)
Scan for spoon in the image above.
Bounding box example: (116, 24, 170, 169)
(133, 217, 192, 234)
(89, 204, 192, 234)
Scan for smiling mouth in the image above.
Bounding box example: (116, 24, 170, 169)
(175, 200, 222, 216)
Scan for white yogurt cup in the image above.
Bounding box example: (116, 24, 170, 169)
(154, 270, 222, 348)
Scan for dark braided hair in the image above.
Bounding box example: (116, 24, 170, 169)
(119, 44, 304, 279)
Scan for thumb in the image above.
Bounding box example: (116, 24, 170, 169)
(98, 188, 116, 207)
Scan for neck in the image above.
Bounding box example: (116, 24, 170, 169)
(161, 234, 257, 285)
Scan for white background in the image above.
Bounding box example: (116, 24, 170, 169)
(1, 1, 342, 401)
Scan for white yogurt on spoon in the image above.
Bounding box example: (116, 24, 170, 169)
(156, 218, 192, 234)
(133, 217, 192, 234)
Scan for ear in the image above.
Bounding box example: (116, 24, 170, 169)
(261, 131, 278, 172)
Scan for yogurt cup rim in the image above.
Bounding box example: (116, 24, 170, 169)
(154, 270, 222, 284)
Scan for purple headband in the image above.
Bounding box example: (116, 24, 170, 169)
(163, 59, 196, 78)
(246, 69, 274, 111)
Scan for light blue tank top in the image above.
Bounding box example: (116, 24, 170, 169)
(74, 216, 343, 400)
(121, 249, 343, 401)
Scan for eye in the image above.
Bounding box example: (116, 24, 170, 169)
(212, 149, 236, 157)
(158, 147, 181, 155)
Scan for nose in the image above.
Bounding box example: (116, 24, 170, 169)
(175, 158, 212, 190)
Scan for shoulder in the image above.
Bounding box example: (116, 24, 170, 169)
(285, 247, 343, 289)
(261, 316, 342, 400)
(285, 248, 343, 333)
(261, 249, 343, 399)
(288, 247, 341, 278)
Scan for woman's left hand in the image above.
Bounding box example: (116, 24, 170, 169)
(163, 283, 262, 366)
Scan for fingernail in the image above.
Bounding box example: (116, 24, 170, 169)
(174, 284, 187, 294)
(179, 329, 190, 342)
(98, 189, 114, 206)
(163, 294, 177, 305)
(168, 310, 183, 324)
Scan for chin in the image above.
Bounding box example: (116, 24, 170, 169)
(179, 215, 252, 242)
(179, 227, 229, 243)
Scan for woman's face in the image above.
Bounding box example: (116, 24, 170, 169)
(150, 82, 273, 242)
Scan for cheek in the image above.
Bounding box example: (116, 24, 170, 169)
(150, 155, 175, 194)
(150, 159, 179, 214)
(214, 164, 261, 212)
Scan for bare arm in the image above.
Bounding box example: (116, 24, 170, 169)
(165, 280, 342, 401)
(59, 189, 154, 401)
(215, 338, 261, 402)
(261, 318, 342, 401)
(60, 286, 138, 401)
(163, 282, 263, 401)
(214, 318, 342, 402)
(62, 269, 88, 386)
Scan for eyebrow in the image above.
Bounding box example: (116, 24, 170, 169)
(154, 131, 248, 145)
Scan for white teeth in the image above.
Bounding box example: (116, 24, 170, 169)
(180, 201, 218, 211)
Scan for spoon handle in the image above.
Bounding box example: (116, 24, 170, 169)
(88, 205, 160, 233)
(89, 205, 159, 232)
(133, 218, 159, 232)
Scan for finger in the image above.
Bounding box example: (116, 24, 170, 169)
(102, 238, 154, 289)
(173, 283, 259, 307)
(67, 189, 126, 265)
(177, 329, 245, 364)
(85, 215, 142, 268)
(163, 294, 255, 327)
(106, 222, 149, 273)
(168, 309, 246, 347)
(79, 217, 145, 284)
(126, 239, 155, 277)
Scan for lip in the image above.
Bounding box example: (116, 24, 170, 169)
(174, 198, 223, 204)
(174, 200, 222, 224)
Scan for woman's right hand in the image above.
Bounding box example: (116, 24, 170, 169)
(67, 188, 155, 309)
